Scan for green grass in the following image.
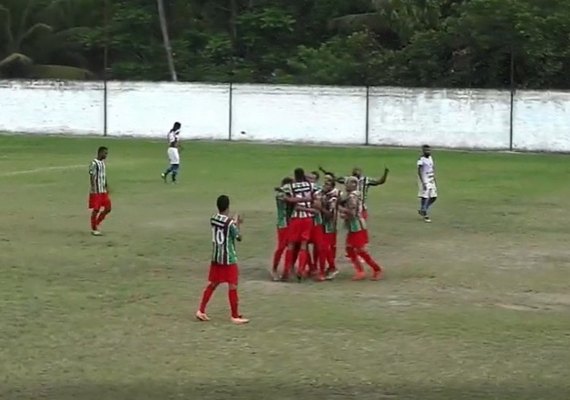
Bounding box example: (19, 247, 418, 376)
(1, 135, 570, 400)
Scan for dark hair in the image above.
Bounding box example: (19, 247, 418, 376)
(294, 168, 305, 181)
(97, 146, 108, 154)
(216, 195, 230, 212)
(311, 171, 320, 180)
(281, 177, 293, 185)
(325, 172, 336, 181)
(172, 122, 181, 132)
(422, 144, 430, 149)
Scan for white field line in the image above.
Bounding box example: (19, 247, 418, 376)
(0, 164, 86, 177)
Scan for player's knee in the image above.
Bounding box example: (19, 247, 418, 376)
(229, 283, 238, 290)
(105, 207, 112, 214)
(208, 282, 219, 289)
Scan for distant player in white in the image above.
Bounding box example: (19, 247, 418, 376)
(417, 144, 437, 223)
(161, 122, 181, 183)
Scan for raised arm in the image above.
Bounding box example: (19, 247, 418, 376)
(368, 167, 390, 186)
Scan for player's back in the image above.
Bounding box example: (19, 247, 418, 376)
(289, 181, 314, 218)
(210, 213, 239, 264)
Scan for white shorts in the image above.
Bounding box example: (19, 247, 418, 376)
(167, 147, 180, 165)
(418, 181, 437, 198)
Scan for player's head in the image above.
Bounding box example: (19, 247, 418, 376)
(323, 179, 335, 193)
(345, 176, 358, 192)
(422, 144, 431, 156)
(294, 168, 306, 182)
(324, 172, 336, 183)
(281, 177, 293, 186)
(172, 122, 181, 132)
(97, 146, 108, 160)
(352, 167, 362, 177)
(216, 195, 230, 213)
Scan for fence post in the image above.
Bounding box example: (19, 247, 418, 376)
(508, 49, 515, 151)
(103, 77, 108, 137)
(228, 82, 233, 141)
(103, 0, 109, 136)
(509, 89, 515, 151)
(365, 86, 370, 145)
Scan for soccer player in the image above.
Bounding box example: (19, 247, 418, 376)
(196, 195, 249, 324)
(417, 144, 437, 223)
(271, 177, 293, 280)
(161, 122, 181, 183)
(339, 177, 384, 281)
(281, 168, 315, 281)
(333, 166, 390, 220)
(301, 187, 327, 281)
(321, 178, 340, 279)
(88, 146, 111, 236)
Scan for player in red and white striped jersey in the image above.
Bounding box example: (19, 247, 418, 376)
(281, 168, 315, 281)
(88, 146, 111, 236)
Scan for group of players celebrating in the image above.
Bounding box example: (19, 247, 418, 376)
(271, 166, 390, 282)
(87, 122, 438, 323)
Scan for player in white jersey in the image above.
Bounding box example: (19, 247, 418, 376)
(417, 145, 437, 223)
(161, 122, 181, 183)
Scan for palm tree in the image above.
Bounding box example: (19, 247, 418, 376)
(157, 0, 177, 81)
(0, 0, 94, 79)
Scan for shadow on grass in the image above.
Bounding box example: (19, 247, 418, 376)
(3, 381, 567, 400)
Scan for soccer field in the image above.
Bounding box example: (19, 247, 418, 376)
(1, 135, 570, 400)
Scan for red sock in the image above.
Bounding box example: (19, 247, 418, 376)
(346, 247, 364, 273)
(283, 248, 294, 277)
(292, 247, 299, 267)
(297, 249, 308, 276)
(96, 210, 108, 226)
(90, 211, 99, 230)
(272, 245, 287, 271)
(357, 250, 381, 272)
(199, 284, 216, 313)
(312, 246, 318, 269)
(228, 288, 239, 318)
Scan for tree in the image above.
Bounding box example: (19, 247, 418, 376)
(0, 0, 95, 79)
(157, 0, 178, 81)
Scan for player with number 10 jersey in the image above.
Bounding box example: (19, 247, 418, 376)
(196, 195, 249, 324)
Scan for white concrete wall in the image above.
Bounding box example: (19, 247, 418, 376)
(1, 80, 569, 152)
(368, 87, 512, 149)
(0, 80, 103, 135)
(512, 91, 570, 152)
(231, 85, 367, 143)
(107, 81, 229, 139)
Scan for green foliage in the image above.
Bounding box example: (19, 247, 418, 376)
(0, 0, 569, 87)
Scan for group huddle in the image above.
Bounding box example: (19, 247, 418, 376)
(271, 166, 390, 282)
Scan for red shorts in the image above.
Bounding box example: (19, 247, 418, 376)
(347, 230, 369, 249)
(288, 218, 313, 243)
(89, 193, 111, 210)
(310, 224, 325, 246)
(208, 263, 239, 285)
(362, 209, 369, 220)
(324, 232, 337, 248)
(277, 227, 289, 248)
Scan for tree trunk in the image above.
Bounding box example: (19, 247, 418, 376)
(156, 0, 177, 81)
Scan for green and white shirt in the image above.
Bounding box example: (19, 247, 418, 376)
(211, 214, 241, 265)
